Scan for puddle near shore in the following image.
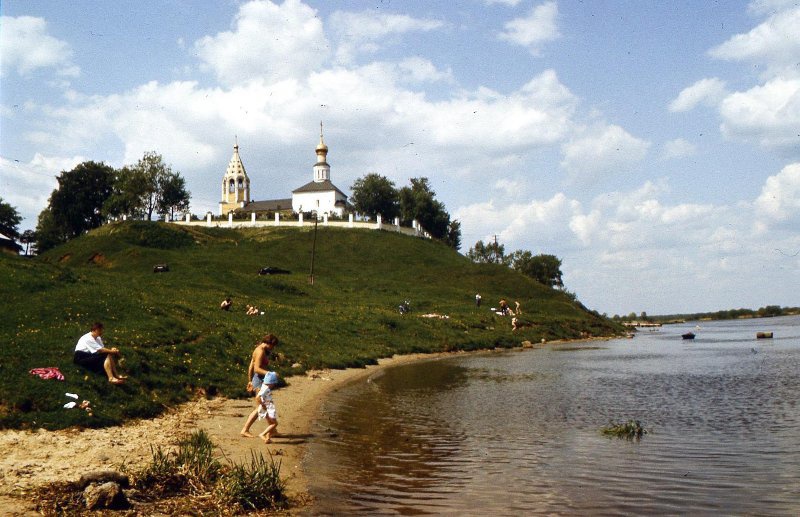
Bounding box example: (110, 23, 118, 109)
(304, 316, 800, 515)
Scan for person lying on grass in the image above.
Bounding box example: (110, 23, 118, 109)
(241, 334, 278, 437)
(73, 322, 127, 385)
(256, 371, 279, 444)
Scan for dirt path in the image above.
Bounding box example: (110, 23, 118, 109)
(0, 353, 444, 514)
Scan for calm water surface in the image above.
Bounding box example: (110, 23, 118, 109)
(304, 316, 800, 515)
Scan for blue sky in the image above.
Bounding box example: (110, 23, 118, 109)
(2, 0, 799, 315)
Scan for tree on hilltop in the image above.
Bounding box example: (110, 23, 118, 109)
(104, 165, 149, 220)
(467, 239, 507, 264)
(350, 173, 399, 221)
(0, 197, 22, 240)
(398, 177, 459, 248)
(35, 161, 115, 252)
(104, 152, 190, 221)
(467, 240, 565, 288)
(350, 174, 461, 249)
(445, 219, 462, 251)
(157, 171, 191, 221)
(20, 230, 36, 255)
(509, 251, 564, 288)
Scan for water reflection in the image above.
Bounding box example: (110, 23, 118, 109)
(305, 316, 800, 515)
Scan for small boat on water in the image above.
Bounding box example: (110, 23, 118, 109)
(756, 332, 773, 339)
(682, 332, 696, 340)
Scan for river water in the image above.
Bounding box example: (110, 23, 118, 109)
(304, 316, 800, 515)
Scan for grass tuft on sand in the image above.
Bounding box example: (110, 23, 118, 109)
(34, 430, 287, 515)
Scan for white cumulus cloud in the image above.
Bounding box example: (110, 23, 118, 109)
(485, 0, 523, 6)
(560, 125, 650, 180)
(709, 4, 800, 78)
(194, 0, 328, 86)
(455, 193, 581, 250)
(676, 3, 800, 153)
(0, 16, 79, 77)
(453, 177, 797, 315)
(718, 77, 800, 150)
(748, 0, 798, 15)
(397, 57, 454, 84)
(416, 69, 577, 150)
(661, 138, 697, 159)
(669, 78, 728, 112)
(755, 162, 800, 222)
(498, 1, 560, 55)
(330, 10, 443, 64)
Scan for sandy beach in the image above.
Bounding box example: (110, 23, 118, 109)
(0, 352, 445, 515)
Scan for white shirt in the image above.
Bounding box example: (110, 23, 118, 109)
(75, 332, 103, 354)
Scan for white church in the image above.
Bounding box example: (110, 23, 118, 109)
(218, 123, 348, 218)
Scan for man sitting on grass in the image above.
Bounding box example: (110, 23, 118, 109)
(73, 322, 127, 385)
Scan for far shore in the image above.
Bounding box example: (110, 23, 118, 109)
(0, 340, 600, 514)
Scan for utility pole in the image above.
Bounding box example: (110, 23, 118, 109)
(493, 234, 499, 264)
(309, 212, 319, 285)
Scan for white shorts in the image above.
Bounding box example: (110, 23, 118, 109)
(259, 401, 277, 421)
(267, 402, 277, 420)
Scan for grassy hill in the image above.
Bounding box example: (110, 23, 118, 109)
(0, 221, 622, 430)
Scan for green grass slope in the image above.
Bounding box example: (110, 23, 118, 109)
(0, 221, 622, 430)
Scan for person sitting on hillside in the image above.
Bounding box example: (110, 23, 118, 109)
(246, 304, 259, 316)
(499, 299, 511, 316)
(515, 300, 521, 315)
(73, 322, 126, 385)
(220, 297, 232, 311)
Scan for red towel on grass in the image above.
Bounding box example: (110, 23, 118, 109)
(29, 367, 65, 381)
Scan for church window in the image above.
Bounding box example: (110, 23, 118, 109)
(238, 179, 243, 190)
(229, 179, 235, 193)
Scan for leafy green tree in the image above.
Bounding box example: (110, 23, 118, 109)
(157, 171, 191, 220)
(397, 177, 458, 246)
(467, 239, 507, 264)
(133, 151, 168, 220)
(104, 166, 149, 219)
(510, 251, 564, 288)
(445, 219, 462, 251)
(35, 161, 115, 251)
(0, 197, 22, 239)
(105, 152, 190, 221)
(757, 305, 782, 317)
(20, 229, 36, 255)
(350, 173, 399, 220)
(34, 207, 64, 252)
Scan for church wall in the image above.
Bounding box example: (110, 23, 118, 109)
(292, 191, 345, 217)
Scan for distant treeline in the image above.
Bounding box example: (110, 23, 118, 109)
(613, 305, 800, 323)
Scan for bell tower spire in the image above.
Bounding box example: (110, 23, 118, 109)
(219, 138, 251, 215)
(313, 121, 330, 182)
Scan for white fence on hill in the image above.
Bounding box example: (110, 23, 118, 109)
(169, 212, 430, 239)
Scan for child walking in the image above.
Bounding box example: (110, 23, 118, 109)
(257, 371, 279, 444)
